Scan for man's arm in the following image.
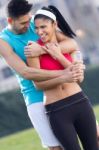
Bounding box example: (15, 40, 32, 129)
(0, 39, 64, 81)
(34, 66, 82, 90)
(56, 31, 79, 53)
(27, 55, 84, 90)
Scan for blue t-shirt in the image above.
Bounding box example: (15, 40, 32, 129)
(0, 19, 43, 106)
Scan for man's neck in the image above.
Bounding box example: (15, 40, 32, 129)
(8, 24, 18, 34)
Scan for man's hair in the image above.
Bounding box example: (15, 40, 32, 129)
(7, 0, 33, 18)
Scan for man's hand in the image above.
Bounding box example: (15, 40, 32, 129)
(72, 61, 85, 71)
(73, 62, 85, 83)
(63, 62, 85, 83)
(24, 41, 45, 57)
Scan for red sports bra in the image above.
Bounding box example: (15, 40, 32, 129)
(37, 39, 73, 70)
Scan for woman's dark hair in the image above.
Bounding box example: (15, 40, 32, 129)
(7, 0, 33, 18)
(34, 5, 76, 38)
(48, 5, 76, 38)
(34, 7, 55, 23)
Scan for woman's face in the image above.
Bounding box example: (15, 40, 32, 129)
(34, 18, 56, 43)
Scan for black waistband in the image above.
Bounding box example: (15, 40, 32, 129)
(45, 91, 88, 114)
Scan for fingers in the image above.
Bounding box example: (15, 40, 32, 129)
(78, 76, 84, 83)
(72, 62, 86, 70)
(24, 46, 33, 57)
(54, 43, 59, 46)
(72, 70, 84, 83)
(72, 64, 86, 73)
(63, 66, 84, 83)
(42, 46, 48, 51)
(24, 50, 32, 57)
(45, 43, 58, 49)
(24, 43, 42, 57)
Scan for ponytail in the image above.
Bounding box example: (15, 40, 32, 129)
(48, 5, 76, 38)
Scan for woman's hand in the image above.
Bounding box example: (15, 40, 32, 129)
(42, 42, 62, 59)
(42, 42, 72, 68)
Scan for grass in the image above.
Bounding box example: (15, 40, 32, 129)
(0, 128, 47, 150)
(0, 105, 99, 150)
(94, 105, 99, 122)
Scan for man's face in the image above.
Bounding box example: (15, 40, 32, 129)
(11, 12, 32, 34)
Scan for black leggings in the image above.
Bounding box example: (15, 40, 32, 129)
(45, 92, 98, 150)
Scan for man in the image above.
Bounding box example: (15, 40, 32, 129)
(0, 0, 84, 149)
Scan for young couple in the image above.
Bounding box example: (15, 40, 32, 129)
(0, 0, 98, 150)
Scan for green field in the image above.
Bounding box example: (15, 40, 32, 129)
(0, 105, 99, 150)
(0, 128, 47, 150)
(94, 105, 99, 122)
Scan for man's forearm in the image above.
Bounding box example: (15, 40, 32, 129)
(59, 39, 78, 53)
(56, 30, 79, 53)
(34, 63, 85, 90)
(34, 75, 67, 90)
(23, 66, 63, 81)
(0, 39, 63, 82)
(5, 55, 63, 81)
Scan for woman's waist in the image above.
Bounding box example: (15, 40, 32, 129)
(45, 91, 88, 113)
(44, 83, 82, 105)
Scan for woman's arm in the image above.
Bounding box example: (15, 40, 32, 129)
(43, 43, 71, 68)
(42, 43, 84, 83)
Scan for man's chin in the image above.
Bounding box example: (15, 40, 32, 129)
(20, 28, 28, 33)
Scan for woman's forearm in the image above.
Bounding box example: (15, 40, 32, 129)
(55, 53, 71, 68)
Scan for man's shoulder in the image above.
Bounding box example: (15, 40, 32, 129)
(0, 27, 14, 48)
(0, 27, 10, 40)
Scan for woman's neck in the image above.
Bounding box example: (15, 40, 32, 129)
(45, 34, 58, 44)
(50, 36, 57, 43)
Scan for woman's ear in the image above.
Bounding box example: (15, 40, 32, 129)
(55, 21, 60, 31)
(55, 21, 58, 29)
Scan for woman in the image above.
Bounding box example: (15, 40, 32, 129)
(26, 6, 98, 150)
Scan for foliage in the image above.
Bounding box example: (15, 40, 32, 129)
(81, 65, 99, 105)
(0, 89, 32, 137)
(0, 128, 47, 150)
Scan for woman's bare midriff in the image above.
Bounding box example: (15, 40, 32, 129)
(44, 83, 82, 105)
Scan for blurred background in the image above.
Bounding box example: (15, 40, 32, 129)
(0, 0, 99, 150)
